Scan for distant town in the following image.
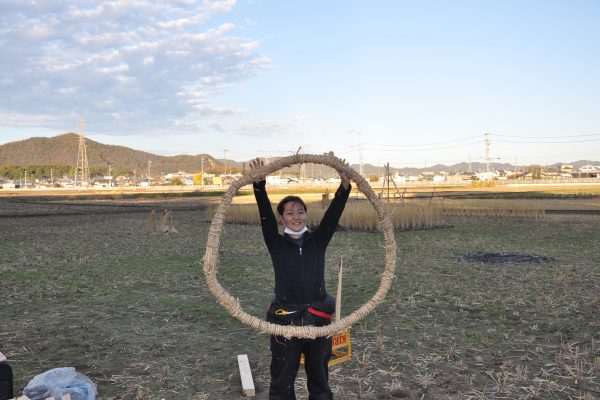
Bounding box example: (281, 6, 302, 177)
(1, 128, 599, 190)
(1, 163, 599, 191)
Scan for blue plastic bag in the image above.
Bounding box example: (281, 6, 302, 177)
(23, 367, 96, 400)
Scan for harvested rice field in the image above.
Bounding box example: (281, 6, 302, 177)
(1, 194, 599, 399)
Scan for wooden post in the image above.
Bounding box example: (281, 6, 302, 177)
(237, 354, 255, 397)
(335, 257, 343, 322)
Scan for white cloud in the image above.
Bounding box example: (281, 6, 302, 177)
(97, 63, 130, 75)
(55, 87, 79, 95)
(0, 0, 268, 136)
(235, 116, 311, 137)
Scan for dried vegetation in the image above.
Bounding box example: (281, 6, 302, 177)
(1, 195, 599, 399)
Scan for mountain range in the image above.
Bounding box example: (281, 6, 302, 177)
(1, 133, 598, 176)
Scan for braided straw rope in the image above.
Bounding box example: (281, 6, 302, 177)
(203, 153, 396, 339)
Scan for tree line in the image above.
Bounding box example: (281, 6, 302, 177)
(0, 164, 133, 180)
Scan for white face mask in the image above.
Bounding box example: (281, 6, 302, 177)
(284, 226, 308, 235)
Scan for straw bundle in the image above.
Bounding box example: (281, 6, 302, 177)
(202, 153, 397, 339)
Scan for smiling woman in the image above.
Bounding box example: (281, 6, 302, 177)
(278, 195, 308, 234)
(202, 153, 397, 339)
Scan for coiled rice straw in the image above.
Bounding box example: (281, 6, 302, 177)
(203, 153, 396, 339)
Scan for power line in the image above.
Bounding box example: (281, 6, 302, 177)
(493, 133, 600, 138)
(494, 138, 600, 144)
(362, 134, 482, 148)
(360, 141, 482, 152)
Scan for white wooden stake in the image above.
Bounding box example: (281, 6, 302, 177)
(335, 256, 344, 322)
(237, 354, 255, 397)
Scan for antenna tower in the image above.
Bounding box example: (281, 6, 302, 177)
(75, 117, 90, 186)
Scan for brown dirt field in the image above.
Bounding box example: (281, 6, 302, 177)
(1, 197, 599, 399)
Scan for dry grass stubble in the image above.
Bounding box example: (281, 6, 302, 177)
(1, 199, 599, 399)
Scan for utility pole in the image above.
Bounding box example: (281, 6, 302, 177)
(50, 169, 53, 184)
(359, 143, 363, 177)
(485, 132, 491, 172)
(147, 160, 152, 184)
(297, 146, 304, 179)
(201, 156, 205, 189)
(223, 149, 228, 175)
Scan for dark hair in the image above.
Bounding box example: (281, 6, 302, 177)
(277, 195, 307, 215)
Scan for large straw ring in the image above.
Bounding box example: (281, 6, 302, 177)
(203, 153, 396, 339)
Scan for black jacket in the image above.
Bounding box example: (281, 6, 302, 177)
(253, 180, 351, 311)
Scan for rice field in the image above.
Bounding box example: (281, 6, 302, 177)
(1, 192, 599, 399)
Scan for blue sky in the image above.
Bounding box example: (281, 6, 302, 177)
(1, 0, 599, 168)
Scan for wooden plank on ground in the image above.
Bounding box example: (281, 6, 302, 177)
(237, 354, 255, 397)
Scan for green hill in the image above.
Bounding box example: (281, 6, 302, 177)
(0, 133, 223, 174)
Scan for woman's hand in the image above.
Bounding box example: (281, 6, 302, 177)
(338, 158, 350, 189)
(247, 157, 266, 180)
(249, 157, 264, 170)
(339, 170, 350, 189)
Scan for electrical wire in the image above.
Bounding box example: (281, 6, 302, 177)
(494, 138, 600, 144)
(493, 133, 600, 139)
(361, 134, 482, 148)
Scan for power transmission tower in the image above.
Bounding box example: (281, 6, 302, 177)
(75, 117, 90, 186)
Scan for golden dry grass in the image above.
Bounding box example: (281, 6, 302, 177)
(433, 198, 546, 218)
(217, 195, 559, 231)
(211, 200, 446, 232)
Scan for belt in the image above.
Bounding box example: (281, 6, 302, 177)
(307, 307, 332, 319)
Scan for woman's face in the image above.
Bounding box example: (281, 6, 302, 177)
(281, 201, 307, 232)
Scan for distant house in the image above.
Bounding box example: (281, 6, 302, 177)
(475, 171, 498, 181)
(574, 164, 600, 178)
(559, 164, 573, 174)
(392, 174, 406, 184)
(94, 176, 116, 187)
(579, 165, 599, 173)
(266, 175, 287, 185)
(0, 179, 15, 189)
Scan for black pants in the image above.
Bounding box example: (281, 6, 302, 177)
(269, 335, 332, 400)
(0, 362, 13, 400)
